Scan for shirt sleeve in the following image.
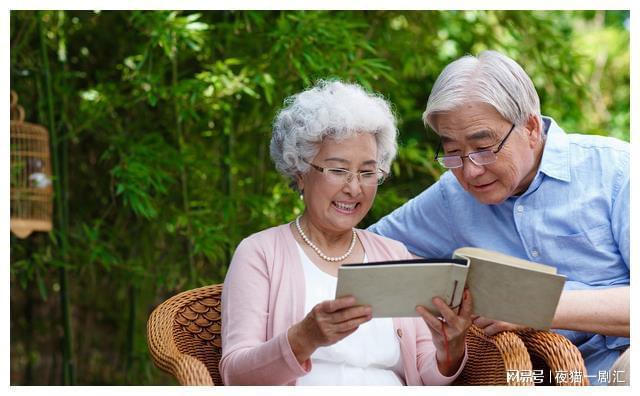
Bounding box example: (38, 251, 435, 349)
(611, 157, 629, 269)
(219, 237, 310, 385)
(605, 155, 630, 350)
(368, 177, 457, 258)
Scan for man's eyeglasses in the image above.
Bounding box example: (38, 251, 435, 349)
(303, 159, 387, 186)
(434, 124, 516, 169)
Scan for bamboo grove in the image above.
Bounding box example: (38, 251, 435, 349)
(9, 10, 629, 385)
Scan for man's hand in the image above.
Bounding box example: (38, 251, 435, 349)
(472, 316, 526, 336)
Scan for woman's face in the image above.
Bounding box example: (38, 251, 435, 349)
(298, 133, 379, 234)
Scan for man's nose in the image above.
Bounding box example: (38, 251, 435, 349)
(462, 157, 486, 179)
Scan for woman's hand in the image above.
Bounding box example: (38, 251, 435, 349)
(288, 296, 372, 364)
(416, 288, 473, 376)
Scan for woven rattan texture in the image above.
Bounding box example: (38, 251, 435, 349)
(148, 283, 588, 386)
(173, 294, 223, 385)
(517, 329, 590, 385)
(147, 284, 223, 385)
(454, 324, 532, 385)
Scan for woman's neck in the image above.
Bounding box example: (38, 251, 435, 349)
(298, 215, 354, 254)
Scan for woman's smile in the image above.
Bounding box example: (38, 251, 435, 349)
(332, 200, 360, 215)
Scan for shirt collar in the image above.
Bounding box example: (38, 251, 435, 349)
(537, 116, 571, 182)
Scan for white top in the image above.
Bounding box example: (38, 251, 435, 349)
(295, 243, 404, 385)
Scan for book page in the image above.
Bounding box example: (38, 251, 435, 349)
(454, 247, 557, 274)
(455, 248, 566, 329)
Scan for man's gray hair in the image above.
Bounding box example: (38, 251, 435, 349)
(423, 50, 542, 133)
(270, 79, 398, 191)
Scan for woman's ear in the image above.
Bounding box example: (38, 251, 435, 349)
(296, 174, 305, 195)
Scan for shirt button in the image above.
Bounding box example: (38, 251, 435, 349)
(531, 249, 539, 258)
(396, 329, 403, 338)
(517, 205, 524, 213)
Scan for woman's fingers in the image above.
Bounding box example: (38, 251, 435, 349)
(430, 289, 473, 326)
(318, 297, 371, 324)
(306, 298, 373, 346)
(431, 297, 459, 324)
(331, 304, 372, 323)
(320, 296, 357, 313)
(417, 290, 474, 337)
(459, 289, 473, 319)
(335, 314, 372, 332)
(335, 326, 359, 339)
(415, 305, 444, 335)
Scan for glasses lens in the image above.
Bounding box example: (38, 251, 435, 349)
(358, 171, 385, 186)
(324, 168, 386, 186)
(438, 156, 462, 169)
(325, 168, 350, 184)
(469, 150, 497, 166)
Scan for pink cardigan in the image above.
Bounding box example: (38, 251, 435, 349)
(219, 223, 467, 385)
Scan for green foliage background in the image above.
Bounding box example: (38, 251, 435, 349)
(10, 10, 629, 385)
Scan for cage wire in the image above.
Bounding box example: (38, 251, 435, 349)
(10, 90, 53, 238)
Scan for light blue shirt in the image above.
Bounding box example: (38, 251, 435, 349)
(369, 117, 629, 385)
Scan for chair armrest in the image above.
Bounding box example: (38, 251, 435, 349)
(147, 301, 214, 385)
(173, 354, 215, 385)
(456, 324, 532, 385)
(516, 329, 589, 385)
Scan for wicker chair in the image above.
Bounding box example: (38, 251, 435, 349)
(147, 283, 589, 386)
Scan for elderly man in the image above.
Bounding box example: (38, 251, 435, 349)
(369, 50, 629, 385)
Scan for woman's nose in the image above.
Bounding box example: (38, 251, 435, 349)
(342, 173, 363, 194)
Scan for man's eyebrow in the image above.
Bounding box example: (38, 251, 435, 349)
(467, 130, 495, 141)
(440, 135, 456, 144)
(440, 130, 495, 143)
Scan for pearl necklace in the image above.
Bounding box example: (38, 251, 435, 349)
(295, 216, 357, 262)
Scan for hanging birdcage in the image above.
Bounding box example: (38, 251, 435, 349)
(10, 91, 53, 238)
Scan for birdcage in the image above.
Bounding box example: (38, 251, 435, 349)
(10, 91, 53, 238)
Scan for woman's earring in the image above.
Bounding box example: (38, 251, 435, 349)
(299, 189, 304, 200)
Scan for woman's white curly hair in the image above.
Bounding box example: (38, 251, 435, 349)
(270, 79, 398, 191)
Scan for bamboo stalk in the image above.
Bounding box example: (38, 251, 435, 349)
(125, 283, 137, 380)
(25, 239, 34, 384)
(226, 120, 237, 261)
(171, 36, 196, 288)
(39, 11, 75, 385)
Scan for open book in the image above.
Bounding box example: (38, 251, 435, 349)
(335, 247, 566, 329)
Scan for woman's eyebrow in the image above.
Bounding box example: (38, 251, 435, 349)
(323, 157, 350, 164)
(323, 158, 377, 166)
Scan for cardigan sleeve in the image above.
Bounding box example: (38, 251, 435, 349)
(219, 236, 310, 385)
(414, 318, 468, 385)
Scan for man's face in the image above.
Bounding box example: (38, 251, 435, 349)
(432, 102, 541, 205)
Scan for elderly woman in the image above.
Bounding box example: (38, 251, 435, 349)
(220, 80, 472, 385)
